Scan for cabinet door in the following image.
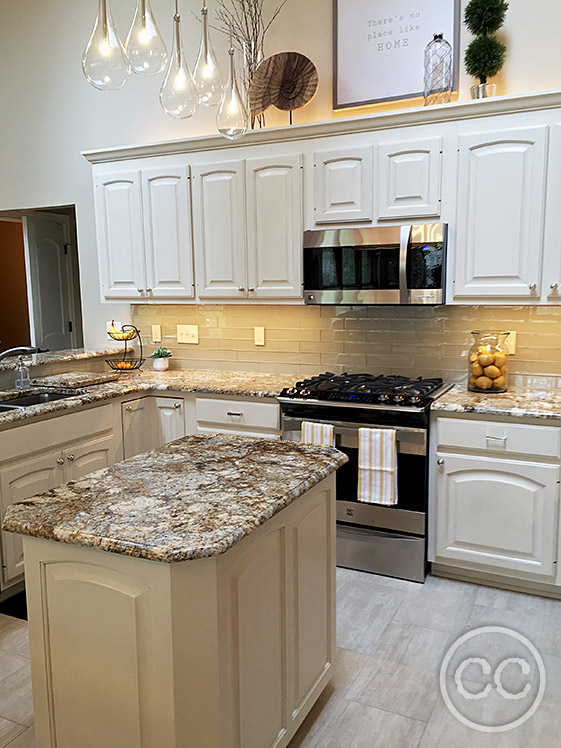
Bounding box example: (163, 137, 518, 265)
(142, 166, 195, 300)
(435, 453, 559, 578)
(152, 397, 186, 448)
(377, 137, 442, 220)
(0, 452, 65, 587)
(63, 432, 117, 482)
(313, 147, 373, 223)
(192, 161, 247, 299)
(121, 398, 155, 459)
(94, 170, 146, 300)
(542, 122, 561, 302)
(246, 154, 303, 298)
(453, 126, 548, 299)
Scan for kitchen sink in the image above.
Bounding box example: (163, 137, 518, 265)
(0, 390, 80, 409)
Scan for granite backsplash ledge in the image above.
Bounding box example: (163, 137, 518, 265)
(131, 304, 561, 383)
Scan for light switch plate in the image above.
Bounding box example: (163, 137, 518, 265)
(254, 327, 265, 346)
(503, 331, 517, 355)
(177, 324, 199, 344)
(151, 325, 162, 343)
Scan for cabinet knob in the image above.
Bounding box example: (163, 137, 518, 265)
(551, 282, 559, 291)
(529, 283, 537, 291)
(437, 458, 444, 466)
(137, 288, 144, 294)
(146, 288, 153, 293)
(248, 287, 255, 292)
(67, 454, 75, 462)
(174, 402, 181, 409)
(56, 458, 64, 465)
(237, 287, 245, 293)
(126, 405, 134, 412)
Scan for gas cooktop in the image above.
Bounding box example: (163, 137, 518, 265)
(279, 373, 449, 408)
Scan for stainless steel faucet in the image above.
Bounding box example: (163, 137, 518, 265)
(0, 347, 40, 390)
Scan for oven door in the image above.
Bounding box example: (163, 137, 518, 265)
(281, 416, 427, 536)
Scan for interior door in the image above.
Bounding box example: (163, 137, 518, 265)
(0, 451, 65, 587)
(23, 215, 74, 351)
(246, 153, 303, 298)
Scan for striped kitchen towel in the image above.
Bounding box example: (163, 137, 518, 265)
(301, 421, 335, 447)
(357, 427, 398, 505)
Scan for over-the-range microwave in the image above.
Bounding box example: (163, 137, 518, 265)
(303, 223, 447, 305)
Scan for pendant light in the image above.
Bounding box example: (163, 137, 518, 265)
(216, 45, 249, 140)
(126, 0, 168, 76)
(82, 0, 131, 91)
(193, 4, 223, 106)
(159, 0, 198, 118)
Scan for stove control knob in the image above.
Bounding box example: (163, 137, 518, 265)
(408, 396, 421, 405)
(300, 389, 311, 398)
(393, 394, 404, 404)
(378, 393, 389, 402)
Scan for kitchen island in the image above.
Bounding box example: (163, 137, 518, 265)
(3, 434, 347, 748)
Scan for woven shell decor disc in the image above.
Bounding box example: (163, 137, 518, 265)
(249, 52, 319, 118)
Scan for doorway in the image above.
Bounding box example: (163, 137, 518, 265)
(0, 207, 84, 353)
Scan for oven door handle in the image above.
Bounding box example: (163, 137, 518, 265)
(399, 225, 411, 305)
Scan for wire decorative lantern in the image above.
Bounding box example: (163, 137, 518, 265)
(424, 33, 453, 106)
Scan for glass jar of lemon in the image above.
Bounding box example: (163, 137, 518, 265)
(468, 331, 508, 393)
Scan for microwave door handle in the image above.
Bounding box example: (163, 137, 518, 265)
(399, 225, 411, 304)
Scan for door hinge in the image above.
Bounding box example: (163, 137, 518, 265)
(68, 321, 73, 333)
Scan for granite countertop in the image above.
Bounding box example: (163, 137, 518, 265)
(432, 384, 561, 420)
(0, 370, 299, 427)
(2, 434, 347, 563)
(0, 347, 122, 371)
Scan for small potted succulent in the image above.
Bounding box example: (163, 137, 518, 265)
(149, 346, 172, 371)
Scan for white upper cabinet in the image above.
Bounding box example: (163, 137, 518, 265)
(453, 125, 548, 299)
(246, 154, 303, 298)
(95, 165, 194, 302)
(95, 170, 145, 300)
(142, 166, 194, 300)
(377, 137, 442, 220)
(542, 122, 561, 301)
(192, 160, 247, 299)
(313, 147, 373, 224)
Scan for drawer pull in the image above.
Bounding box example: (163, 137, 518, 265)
(227, 412, 243, 417)
(486, 435, 507, 442)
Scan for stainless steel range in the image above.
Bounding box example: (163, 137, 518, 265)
(279, 373, 451, 583)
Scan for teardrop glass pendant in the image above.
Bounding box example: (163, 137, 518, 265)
(159, 11, 198, 118)
(193, 5, 223, 106)
(82, 0, 131, 90)
(216, 47, 249, 140)
(125, 0, 168, 76)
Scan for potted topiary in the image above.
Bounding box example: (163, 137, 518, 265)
(464, 0, 508, 99)
(149, 346, 173, 372)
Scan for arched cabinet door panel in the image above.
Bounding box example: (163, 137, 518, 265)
(435, 452, 559, 578)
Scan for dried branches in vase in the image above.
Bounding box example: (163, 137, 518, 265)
(214, 0, 288, 127)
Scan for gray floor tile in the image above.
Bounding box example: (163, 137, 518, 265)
(0, 665, 33, 728)
(3, 727, 34, 748)
(0, 720, 26, 748)
(393, 575, 478, 634)
(0, 618, 29, 661)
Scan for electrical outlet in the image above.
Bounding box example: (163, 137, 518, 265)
(503, 331, 517, 355)
(151, 325, 162, 343)
(254, 327, 265, 346)
(107, 321, 122, 341)
(177, 324, 199, 344)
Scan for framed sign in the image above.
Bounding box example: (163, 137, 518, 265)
(334, 0, 460, 109)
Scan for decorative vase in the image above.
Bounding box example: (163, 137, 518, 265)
(152, 357, 169, 372)
(470, 83, 497, 99)
(423, 33, 453, 106)
(468, 331, 508, 393)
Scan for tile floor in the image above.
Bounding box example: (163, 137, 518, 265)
(0, 570, 559, 748)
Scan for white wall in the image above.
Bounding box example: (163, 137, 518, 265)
(1, 0, 560, 346)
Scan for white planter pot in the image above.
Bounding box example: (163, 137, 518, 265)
(152, 358, 170, 372)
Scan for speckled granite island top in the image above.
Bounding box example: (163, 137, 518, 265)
(2, 434, 347, 563)
(432, 384, 561, 420)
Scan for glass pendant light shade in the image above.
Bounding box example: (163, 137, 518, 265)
(82, 0, 131, 90)
(193, 5, 223, 106)
(216, 48, 249, 140)
(126, 0, 168, 76)
(159, 11, 198, 118)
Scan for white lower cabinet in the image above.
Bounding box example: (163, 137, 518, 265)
(122, 396, 186, 458)
(0, 406, 118, 590)
(195, 397, 281, 439)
